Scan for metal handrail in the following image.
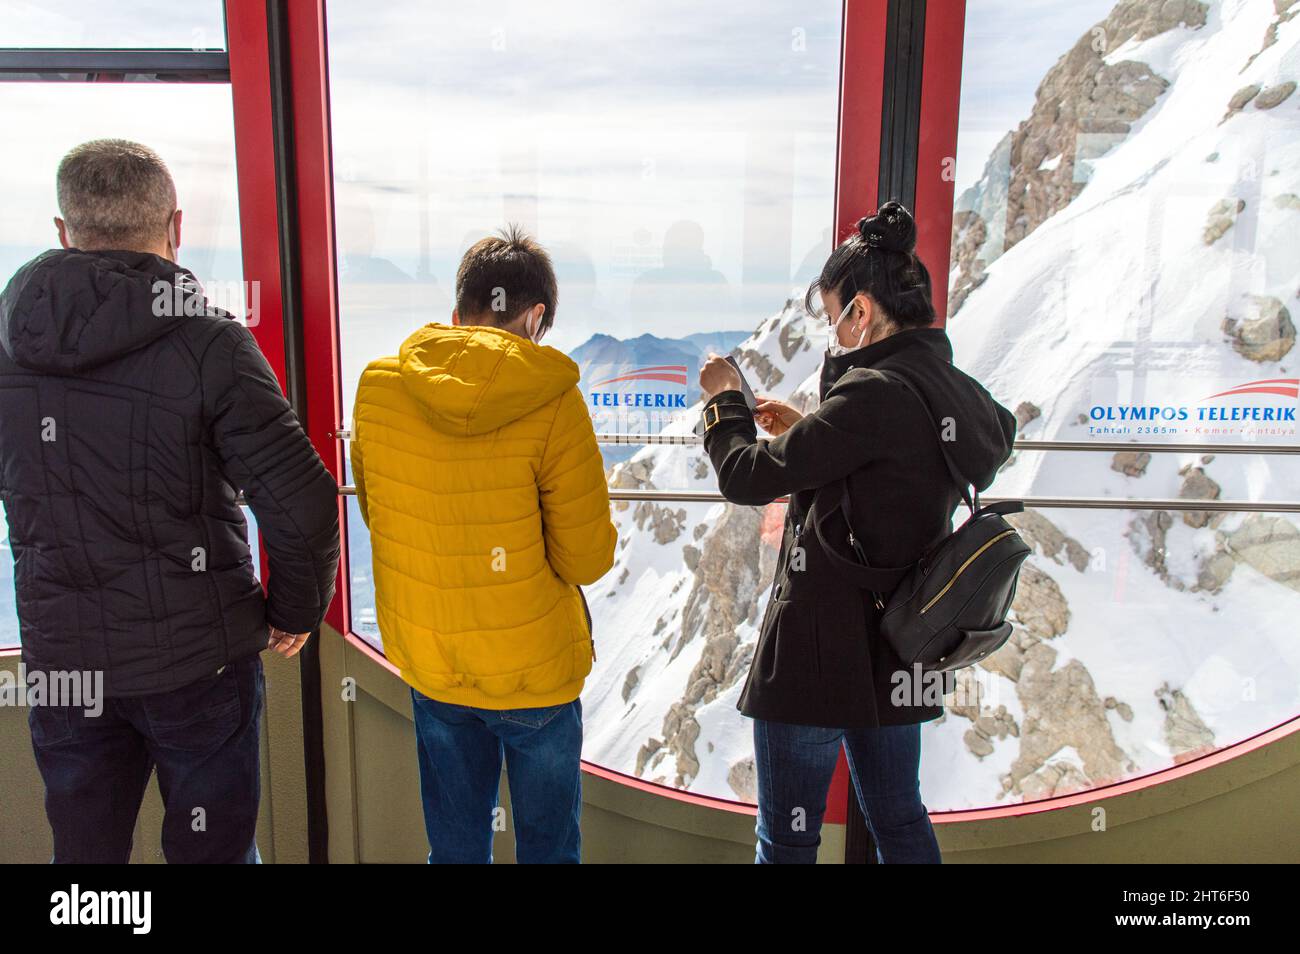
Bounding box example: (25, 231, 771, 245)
(324, 426, 1300, 510)
(325, 484, 1299, 513)
(331, 428, 1299, 456)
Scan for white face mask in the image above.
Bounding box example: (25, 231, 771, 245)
(523, 309, 546, 344)
(827, 298, 869, 357)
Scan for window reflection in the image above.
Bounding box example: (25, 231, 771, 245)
(0, 0, 226, 49)
(328, 0, 843, 801)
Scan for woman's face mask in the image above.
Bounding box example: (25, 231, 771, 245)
(827, 297, 869, 357)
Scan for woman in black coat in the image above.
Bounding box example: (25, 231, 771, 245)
(699, 202, 1015, 863)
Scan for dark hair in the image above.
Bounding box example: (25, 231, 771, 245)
(455, 224, 558, 334)
(804, 201, 935, 329)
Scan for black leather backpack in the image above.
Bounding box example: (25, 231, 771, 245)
(814, 372, 1030, 673)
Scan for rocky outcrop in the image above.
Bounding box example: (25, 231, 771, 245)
(1255, 81, 1297, 109)
(943, 533, 1137, 790)
(1195, 513, 1300, 594)
(633, 501, 687, 544)
(1225, 514, 1300, 593)
(737, 347, 783, 391)
(1011, 563, 1071, 639)
(1222, 296, 1296, 362)
(1017, 760, 1095, 801)
(948, 1, 1207, 315)
(1243, 1, 1299, 72)
(1112, 450, 1152, 477)
(1223, 84, 1262, 121)
(1130, 509, 1176, 584)
(948, 207, 993, 315)
(1196, 550, 1237, 593)
(682, 543, 700, 572)
(1203, 198, 1245, 245)
(1105, 695, 1135, 722)
(1002, 641, 1136, 798)
(1009, 509, 1091, 572)
(622, 666, 641, 703)
(963, 706, 1019, 759)
(660, 704, 702, 782)
(777, 314, 811, 362)
(609, 456, 655, 513)
(636, 737, 663, 778)
(727, 757, 757, 803)
(1014, 401, 1042, 431)
(976, 626, 1036, 685)
(1177, 465, 1222, 529)
(1156, 683, 1216, 763)
(649, 503, 772, 787)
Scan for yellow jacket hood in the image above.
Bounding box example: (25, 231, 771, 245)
(398, 323, 580, 436)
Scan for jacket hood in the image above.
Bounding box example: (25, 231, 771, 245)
(822, 327, 1016, 493)
(397, 323, 580, 436)
(0, 249, 206, 373)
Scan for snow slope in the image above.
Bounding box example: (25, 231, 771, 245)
(582, 0, 1300, 809)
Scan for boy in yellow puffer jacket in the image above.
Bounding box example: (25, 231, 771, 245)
(351, 226, 616, 863)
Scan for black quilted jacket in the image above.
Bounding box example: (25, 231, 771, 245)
(0, 249, 340, 696)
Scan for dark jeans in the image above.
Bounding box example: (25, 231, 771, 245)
(410, 690, 583, 864)
(28, 654, 264, 864)
(753, 719, 941, 864)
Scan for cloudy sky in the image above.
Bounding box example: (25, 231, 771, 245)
(1, 0, 1118, 355)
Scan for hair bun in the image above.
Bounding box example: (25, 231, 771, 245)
(857, 201, 916, 253)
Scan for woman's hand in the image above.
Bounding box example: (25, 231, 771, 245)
(699, 354, 742, 399)
(754, 398, 802, 437)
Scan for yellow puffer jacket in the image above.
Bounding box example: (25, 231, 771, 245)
(351, 323, 616, 709)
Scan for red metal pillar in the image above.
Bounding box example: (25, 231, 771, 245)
(227, 0, 286, 387)
(913, 0, 966, 325)
(227, 0, 348, 636)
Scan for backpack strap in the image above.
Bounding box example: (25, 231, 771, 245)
(809, 368, 985, 604)
(810, 479, 913, 599)
(880, 369, 979, 514)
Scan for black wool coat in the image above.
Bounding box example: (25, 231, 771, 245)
(703, 327, 1015, 728)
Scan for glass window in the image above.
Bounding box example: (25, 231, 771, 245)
(939, 0, 1300, 809)
(0, 1, 226, 49)
(329, 0, 843, 800)
(0, 81, 248, 649)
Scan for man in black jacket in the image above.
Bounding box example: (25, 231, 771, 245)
(0, 139, 340, 863)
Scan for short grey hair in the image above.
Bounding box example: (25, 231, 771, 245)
(56, 139, 177, 251)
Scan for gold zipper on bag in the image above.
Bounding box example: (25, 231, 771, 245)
(918, 530, 1016, 615)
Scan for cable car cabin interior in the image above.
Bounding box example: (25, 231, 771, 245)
(0, 0, 1298, 870)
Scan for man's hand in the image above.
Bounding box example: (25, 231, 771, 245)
(754, 398, 803, 437)
(699, 354, 742, 399)
(268, 626, 311, 658)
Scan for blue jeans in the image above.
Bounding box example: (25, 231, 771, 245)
(28, 654, 263, 864)
(410, 690, 583, 864)
(753, 719, 941, 864)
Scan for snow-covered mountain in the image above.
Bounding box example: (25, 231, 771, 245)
(570, 331, 751, 377)
(581, 0, 1300, 809)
